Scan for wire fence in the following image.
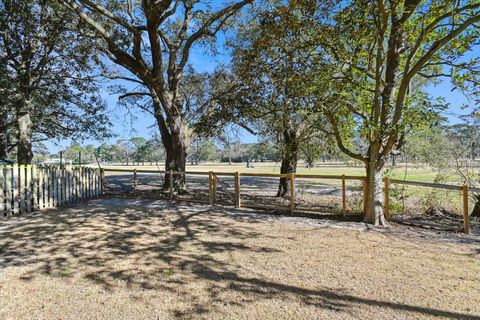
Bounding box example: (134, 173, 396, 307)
(386, 178, 475, 234)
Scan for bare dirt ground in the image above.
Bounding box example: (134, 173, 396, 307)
(0, 197, 479, 320)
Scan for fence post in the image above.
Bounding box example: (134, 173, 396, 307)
(63, 165, 67, 203)
(363, 177, 368, 215)
(38, 168, 44, 209)
(234, 172, 241, 208)
(6, 167, 12, 216)
(100, 168, 105, 196)
(384, 177, 390, 220)
(54, 166, 59, 205)
(169, 170, 174, 199)
(72, 167, 77, 203)
(59, 165, 63, 204)
(289, 173, 295, 214)
(0, 166, 4, 215)
(26, 166, 32, 213)
(19, 166, 25, 214)
(133, 169, 137, 190)
(463, 183, 469, 235)
(212, 173, 217, 203)
(341, 174, 346, 217)
(45, 166, 51, 207)
(209, 171, 214, 205)
(13, 166, 19, 215)
(64, 165, 69, 204)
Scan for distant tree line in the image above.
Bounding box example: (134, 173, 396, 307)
(44, 120, 480, 169)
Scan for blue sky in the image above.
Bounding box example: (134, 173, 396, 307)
(43, 40, 479, 153)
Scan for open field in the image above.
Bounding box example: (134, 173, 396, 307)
(103, 162, 475, 224)
(99, 161, 462, 183)
(1, 198, 479, 319)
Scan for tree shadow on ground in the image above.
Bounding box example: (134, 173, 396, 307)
(0, 198, 478, 319)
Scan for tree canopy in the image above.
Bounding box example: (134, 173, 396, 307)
(0, 0, 111, 163)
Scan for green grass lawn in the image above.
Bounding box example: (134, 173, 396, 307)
(101, 161, 450, 183)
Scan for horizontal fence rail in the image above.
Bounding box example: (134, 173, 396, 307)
(389, 179, 463, 191)
(0, 165, 101, 217)
(385, 177, 471, 234)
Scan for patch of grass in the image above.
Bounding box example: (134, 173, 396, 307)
(161, 268, 174, 276)
(60, 268, 74, 277)
(102, 162, 440, 179)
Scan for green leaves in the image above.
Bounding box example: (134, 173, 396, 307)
(0, 0, 111, 148)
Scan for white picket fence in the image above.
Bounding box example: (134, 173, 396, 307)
(0, 165, 101, 216)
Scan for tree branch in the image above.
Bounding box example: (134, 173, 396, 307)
(176, 0, 253, 77)
(325, 111, 365, 162)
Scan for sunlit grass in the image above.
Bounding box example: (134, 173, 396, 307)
(100, 161, 468, 184)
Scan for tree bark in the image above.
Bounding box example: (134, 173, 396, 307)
(277, 130, 298, 197)
(0, 126, 8, 159)
(471, 194, 480, 217)
(16, 97, 33, 165)
(363, 143, 388, 226)
(0, 108, 8, 159)
(163, 135, 187, 191)
(157, 106, 188, 191)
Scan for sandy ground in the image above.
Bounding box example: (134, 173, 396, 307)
(0, 197, 479, 320)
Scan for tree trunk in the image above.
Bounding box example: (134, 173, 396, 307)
(16, 97, 33, 165)
(277, 130, 298, 197)
(158, 111, 188, 191)
(0, 126, 8, 159)
(0, 108, 9, 159)
(163, 133, 187, 191)
(391, 154, 397, 166)
(363, 147, 388, 226)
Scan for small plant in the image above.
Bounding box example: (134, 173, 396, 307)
(161, 268, 174, 276)
(61, 268, 73, 277)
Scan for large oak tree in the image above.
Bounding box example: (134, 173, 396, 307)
(0, 0, 110, 164)
(199, 1, 333, 196)
(62, 0, 253, 190)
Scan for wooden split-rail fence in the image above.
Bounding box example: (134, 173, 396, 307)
(105, 168, 474, 234)
(0, 165, 102, 216)
(105, 168, 365, 215)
